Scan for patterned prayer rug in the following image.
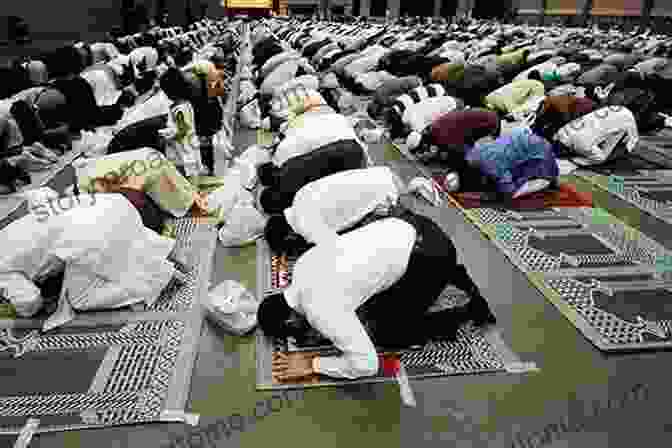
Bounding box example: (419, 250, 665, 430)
(576, 170, 672, 226)
(458, 205, 672, 351)
(255, 240, 536, 390)
(0, 217, 217, 433)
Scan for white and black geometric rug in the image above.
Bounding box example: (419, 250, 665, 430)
(577, 170, 672, 227)
(462, 206, 672, 351)
(0, 217, 217, 434)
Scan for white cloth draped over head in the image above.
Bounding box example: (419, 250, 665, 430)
(0, 194, 176, 324)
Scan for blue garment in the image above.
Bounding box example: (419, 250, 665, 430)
(466, 128, 559, 194)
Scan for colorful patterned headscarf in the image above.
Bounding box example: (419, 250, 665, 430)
(467, 127, 557, 193)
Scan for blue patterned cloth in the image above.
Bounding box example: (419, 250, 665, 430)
(465, 128, 559, 194)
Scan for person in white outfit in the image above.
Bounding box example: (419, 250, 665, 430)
(263, 167, 406, 255)
(259, 216, 496, 381)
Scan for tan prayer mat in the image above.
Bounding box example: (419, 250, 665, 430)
(0, 218, 217, 433)
(255, 240, 536, 390)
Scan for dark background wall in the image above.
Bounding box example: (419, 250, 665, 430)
(1, 0, 227, 56)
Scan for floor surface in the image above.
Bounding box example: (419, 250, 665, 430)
(8, 125, 672, 448)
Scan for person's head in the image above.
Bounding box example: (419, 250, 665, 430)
(264, 214, 294, 254)
(522, 49, 531, 63)
(407, 126, 432, 154)
(385, 109, 405, 138)
(257, 293, 308, 338)
(159, 67, 191, 101)
(528, 69, 542, 81)
(49, 45, 85, 78)
(258, 162, 278, 187)
(259, 187, 291, 215)
(492, 112, 502, 138)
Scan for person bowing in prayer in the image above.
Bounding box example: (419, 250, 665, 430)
(259, 214, 497, 381)
(263, 166, 408, 255)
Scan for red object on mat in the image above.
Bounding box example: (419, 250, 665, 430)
(379, 355, 401, 377)
(446, 183, 593, 210)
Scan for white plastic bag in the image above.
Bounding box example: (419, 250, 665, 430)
(0, 273, 43, 318)
(239, 99, 262, 129)
(22, 187, 59, 210)
(232, 144, 272, 189)
(212, 129, 234, 161)
(207, 171, 253, 217)
(75, 130, 115, 157)
(204, 280, 259, 335)
(218, 201, 267, 248)
(237, 144, 272, 167)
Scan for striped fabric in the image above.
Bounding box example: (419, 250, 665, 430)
(391, 84, 447, 118)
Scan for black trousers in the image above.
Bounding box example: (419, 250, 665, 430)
(107, 115, 167, 154)
(361, 211, 481, 347)
(262, 139, 367, 214)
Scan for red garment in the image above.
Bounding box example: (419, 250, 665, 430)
(431, 109, 499, 147)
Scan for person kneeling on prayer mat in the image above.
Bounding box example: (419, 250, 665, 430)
(530, 95, 596, 143)
(0, 193, 178, 329)
(258, 216, 497, 381)
(484, 79, 546, 119)
(409, 109, 501, 160)
(264, 166, 407, 255)
(553, 106, 639, 167)
(462, 127, 560, 200)
(258, 138, 368, 215)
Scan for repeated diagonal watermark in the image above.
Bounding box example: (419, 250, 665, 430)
(30, 150, 172, 222)
(161, 389, 304, 448)
(512, 383, 652, 448)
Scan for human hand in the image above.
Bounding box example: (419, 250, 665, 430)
(272, 352, 317, 382)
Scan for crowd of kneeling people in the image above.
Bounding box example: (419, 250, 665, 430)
(0, 19, 245, 329)
(245, 18, 672, 381)
(4, 15, 672, 382)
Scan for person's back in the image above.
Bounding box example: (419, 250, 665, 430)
(289, 218, 417, 314)
(282, 166, 401, 246)
(431, 109, 500, 148)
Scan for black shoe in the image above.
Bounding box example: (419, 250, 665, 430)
(424, 308, 464, 342)
(464, 294, 497, 327)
